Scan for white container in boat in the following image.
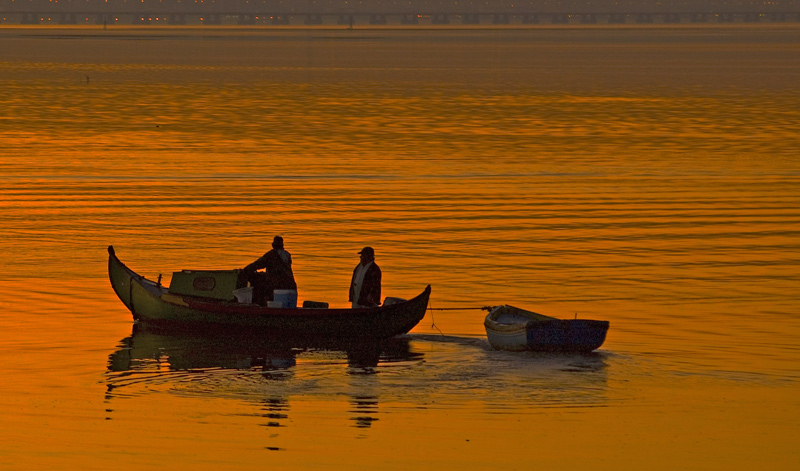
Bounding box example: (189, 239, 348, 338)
(383, 297, 407, 306)
(267, 301, 283, 308)
(273, 289, 297, 308)
(232, 286, 253, 304)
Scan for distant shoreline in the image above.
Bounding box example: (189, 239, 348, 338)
(2, 9, 799, 29)
(1, 22, 799, 33)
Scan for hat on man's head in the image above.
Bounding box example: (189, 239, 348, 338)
(273, 236, 284, 249)
(358, 246, 374, 257)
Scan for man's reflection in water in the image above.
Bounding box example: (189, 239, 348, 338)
(344, 338, 425, 428)
(350, 395, 380, 428)
(260, 397, 289, 428)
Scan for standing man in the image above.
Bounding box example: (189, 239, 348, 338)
(243, 235, 297, 305)
(349, 246, 381, 308)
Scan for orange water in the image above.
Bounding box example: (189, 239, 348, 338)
(1, 25, 799, 470)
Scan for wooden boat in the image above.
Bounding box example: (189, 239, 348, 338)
(108, 246, 430, 340)
(484, 305, 609, 352)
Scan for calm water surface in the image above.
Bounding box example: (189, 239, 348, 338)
(0, 25, 798, 470)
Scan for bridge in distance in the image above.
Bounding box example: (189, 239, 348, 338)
(1, 0, 799, 25)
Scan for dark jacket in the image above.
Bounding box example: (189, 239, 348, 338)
(349, 262, 381, 307)
(245, 248, 297, 291)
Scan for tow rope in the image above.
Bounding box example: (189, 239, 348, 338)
(426, 304, 496, 336)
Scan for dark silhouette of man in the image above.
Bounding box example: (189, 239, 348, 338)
(349, 246, 381, 308)
(243, 235, 297, 305)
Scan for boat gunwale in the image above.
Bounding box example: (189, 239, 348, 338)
(484, 304, 557, 333)
(181, 289, 431, 318)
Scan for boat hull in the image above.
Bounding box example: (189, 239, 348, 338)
(524, 319, 609, 352)
(108, 246, 430, 340)
(484, 305, 609, 352)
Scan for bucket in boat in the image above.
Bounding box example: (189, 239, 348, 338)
(232, 286, 253, 304)
(273, 289, 297, 308)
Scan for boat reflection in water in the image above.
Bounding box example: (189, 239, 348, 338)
(408, 333, 611, 410)
(106, 324, 424, 428)
(106, 326, 611, 432)
(107, 324, 300, 375)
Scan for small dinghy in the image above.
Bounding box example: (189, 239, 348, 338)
(484, 305, 609, 352)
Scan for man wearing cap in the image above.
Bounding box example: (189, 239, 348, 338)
(243, 235, 297, 305)
(349, 246, 381, 308)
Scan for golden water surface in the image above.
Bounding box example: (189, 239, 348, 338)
(1, 25, 799, 470)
